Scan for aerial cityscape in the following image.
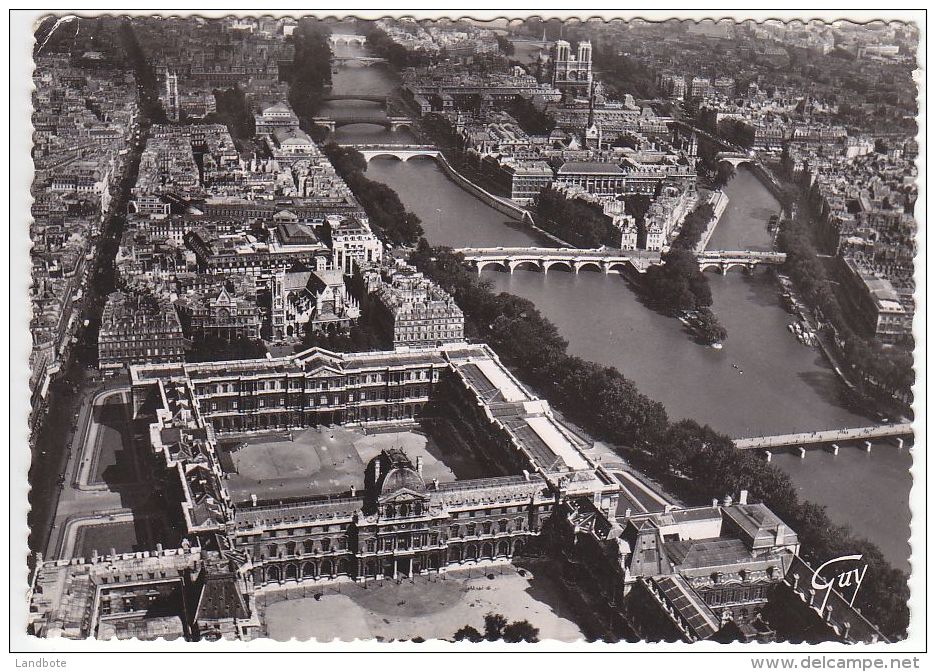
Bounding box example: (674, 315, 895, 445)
(24, 15, 918, 645)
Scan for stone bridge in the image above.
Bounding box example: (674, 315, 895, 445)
(698, 250, 786, 274)
(454, 247, 663, 274)
(456, 247, 785, 275)
(329, 34, 367, 46)
(339, 144, 441, 162)
(716, 151, 757, 167)
(734, 422, 913, 459)
(311, 116, 416, 133)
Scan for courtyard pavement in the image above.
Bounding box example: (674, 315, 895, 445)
(262, 565, 585, 642)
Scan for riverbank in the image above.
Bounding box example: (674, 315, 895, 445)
(697, 190, 730, 252)
(320, 46, 910, 639)
(430, 146, 577, 247)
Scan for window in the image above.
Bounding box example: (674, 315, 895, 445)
(321, 538, 331, 552)
(483, 522, 492, 535)
(366, 540, 375, 553)
(450, 525, 460, 538)
(385, 505, 395, 518)
(467, 524, 476, 536)
(499, 520, 508, 533)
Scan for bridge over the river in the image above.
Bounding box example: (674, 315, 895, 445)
(329, 34, 367, 47)
(716, 151, 758, 167)
(454, 247, 663, 274)
(456, 247, 785, 274)
(339, 144, 440, 162)
(734, 422, 913, 455)
(698, 250, 786, 273)
(311, 116, 416, 133)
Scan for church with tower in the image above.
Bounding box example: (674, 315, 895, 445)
(552, 39, 594, 99)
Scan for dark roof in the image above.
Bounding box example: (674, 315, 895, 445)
(654, 575, 720, 641)
(558, 161, 625, 175)
(380, 466, 426, 495)
(195, 573, 249, 622)
(665, 537, 752, 570)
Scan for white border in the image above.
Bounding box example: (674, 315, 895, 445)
(4, 2, 929, 663)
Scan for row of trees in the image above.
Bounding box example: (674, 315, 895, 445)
(211, 85, 255, 140)
(364, 25, 434, 69)
(322, 143, 425, 246)
(776, 216, 914, 405)
(300, 320, 381, 354)
(641, 201, 727, 344)
(643, 249, 713, 314)
(453, 613, 539, 643)
(505, 96, 555, 135)
(287, 20, 332, 125)
(669, 201, 716, 252)
(318, 141, 908, 640)
(532, 188, 619, 248)
(409, 243, 907, 640)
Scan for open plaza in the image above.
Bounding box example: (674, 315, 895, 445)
(262, 564, 587, 642)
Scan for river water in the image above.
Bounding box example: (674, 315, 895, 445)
(326, 35, 913, 573)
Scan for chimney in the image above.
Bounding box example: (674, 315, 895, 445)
(775, 523, 786, 544)
(722, 494, 733, 507)
(432, 478, 439, 490)
(350, 485, 356, 497)
(522, 470, 530, 481)
(251, 494, 258, 507)
(739, 489, 748, 505)
(712, 498, 719, 508)
(415, 456, 423, 475)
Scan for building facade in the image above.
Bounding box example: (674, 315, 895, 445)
(99, 291, 186, 370)
(552, 40, 593, 98)
(370, 264, 465, 349)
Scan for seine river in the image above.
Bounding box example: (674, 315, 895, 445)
(327, 36, 912, 573)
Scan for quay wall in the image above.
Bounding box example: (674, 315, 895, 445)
(433, 153, 583, 247)
(434, 153, 529, 221)
(748, 160, 789, 212)
(698, 190, 730, 252)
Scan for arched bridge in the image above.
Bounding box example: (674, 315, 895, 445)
(311, 116, 416, 133)
(339, 144, 440, 162)
(456, 247, 784, 275)
(454, 247, 663, 274)
(320, 93, 388, 105)
(716, 151, 757, 167)
(734, 422, 913, 453)
(698, 250, 786, 274)
(329, 34, 367, 46)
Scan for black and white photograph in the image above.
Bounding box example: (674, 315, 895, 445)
(7, 5, 928, 660)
